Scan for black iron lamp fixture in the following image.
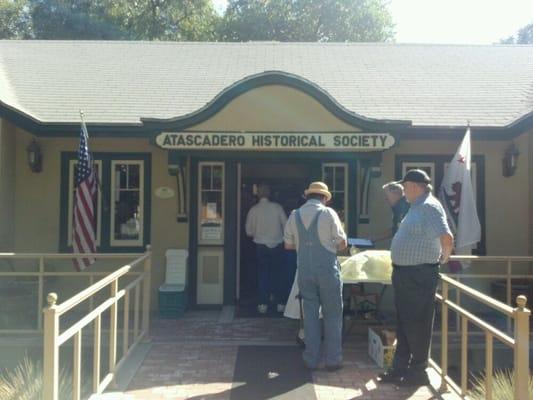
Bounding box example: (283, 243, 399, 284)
(26, 139, 42, 173)
(502, 142, 519, 177)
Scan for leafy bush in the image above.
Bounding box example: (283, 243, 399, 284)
(0, 356, 89, 400)
(469, 369, 533, 400)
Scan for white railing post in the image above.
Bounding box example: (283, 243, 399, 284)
(440, 280, 448, 392)
(43, 292, 59, 400)
(513, 295, 530, 400)
(506, 258, 512, 332)
(142, 245, 152, 338)
(109, 279, 118, 380)
(37, 256, 44, 330)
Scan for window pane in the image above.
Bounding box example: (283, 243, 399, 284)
(115, 164, 127, 188)
(323, 167, 333, 188)
(335, 167, 345, 189)
(113, 163, 142, 243)
(212, 166, 223, 190)
(200, 191, 223, 221)
(128, 165, 140, 189)
(202, 166, 211, 189)
(114, 190, 140, 240)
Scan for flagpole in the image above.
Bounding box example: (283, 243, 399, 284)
(78, 111, 106, 209)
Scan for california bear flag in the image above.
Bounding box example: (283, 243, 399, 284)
(439, 128, 481, 263)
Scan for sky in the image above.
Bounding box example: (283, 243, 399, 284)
(212, 0, 533, 44)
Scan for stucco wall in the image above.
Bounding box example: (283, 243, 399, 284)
(0, 119, 16, 251)
(360, 134, 531, 257)
(191, 84, 360, 132)
(12, 130, 187, 306)
(7, 84, 533, 308)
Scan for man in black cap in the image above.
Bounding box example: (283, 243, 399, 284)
(377, 169, 454, 387)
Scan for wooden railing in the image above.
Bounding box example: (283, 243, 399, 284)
(0, 251, 147, 334)
(41, 246, 152, 400)
(434, 255, 531, 400)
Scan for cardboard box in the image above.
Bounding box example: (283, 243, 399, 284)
(368, 327, 396, 369)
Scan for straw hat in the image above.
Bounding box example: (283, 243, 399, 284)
(304, 181, 332, 201)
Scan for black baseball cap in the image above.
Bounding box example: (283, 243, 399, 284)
(397, 169, 431, 184)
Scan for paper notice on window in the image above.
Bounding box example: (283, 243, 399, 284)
(201, 225, 222, 240)
(206, 202, 218, 219)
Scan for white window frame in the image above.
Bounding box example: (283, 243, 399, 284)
(110, 160, 145, 247)
(67, 159, 102, 247)
(322, 163, 348, 228)
(198, 162, 225, 245)
(402, 162, 436, 184)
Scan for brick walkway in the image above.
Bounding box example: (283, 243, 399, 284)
(121, 310, 460, 400)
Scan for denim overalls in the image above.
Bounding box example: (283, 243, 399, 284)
(295, 209, 343, 368)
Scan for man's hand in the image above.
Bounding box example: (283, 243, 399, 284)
(439, 233, 454, 264)
(285, 242, 296, 250)
(337, 239, 347, 251)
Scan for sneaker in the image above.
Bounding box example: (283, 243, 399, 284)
(277, 304, 285, 313)
(376, 369, 403, 384)
(325, 363, 343, 372)
(257, 304, 268, 314)
(396, 372, 430, 388)
(296, 328, 305, 347)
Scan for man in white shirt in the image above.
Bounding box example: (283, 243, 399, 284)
(284, 182, 347, 371)
(245, 184, 288, 314)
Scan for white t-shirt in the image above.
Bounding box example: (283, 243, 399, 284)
(284, 199, 346, 254)
(245, 198, 288, 248)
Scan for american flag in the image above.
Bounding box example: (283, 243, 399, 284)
(73, 120, 97, 270)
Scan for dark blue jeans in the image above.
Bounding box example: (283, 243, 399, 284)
(280, 249, 297, 304)
(256, 244, 283, 305)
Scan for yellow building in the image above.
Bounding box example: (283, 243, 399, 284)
(0, 41, 532, 308)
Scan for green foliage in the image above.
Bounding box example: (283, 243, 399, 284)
(219, 0, 395, 42)
(469, 369, 533, 400)
(501, 21, 533, 44)
(0, 356, 89, 400)
(0, 0, 32, 39)
(1, 0, 220, 40)
(29, 0, 127, 39)
(0, 0, 394, 41)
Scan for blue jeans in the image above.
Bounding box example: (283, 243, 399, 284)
(256, 244, 283, 305)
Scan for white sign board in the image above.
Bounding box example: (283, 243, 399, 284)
(156, 132, 395, 152)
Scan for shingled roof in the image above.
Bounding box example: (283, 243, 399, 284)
(1, 41, 533, 129)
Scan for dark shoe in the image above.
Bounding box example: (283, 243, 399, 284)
(376, 369, 403, 384)
(395, 372, 430, 388)
(325, 363, 343, 372)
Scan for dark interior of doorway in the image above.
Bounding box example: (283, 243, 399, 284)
(238, 162, 312, 317)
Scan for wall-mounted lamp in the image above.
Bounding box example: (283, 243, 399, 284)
(502, 143, 519, 177)
(26, 139, 42, 173)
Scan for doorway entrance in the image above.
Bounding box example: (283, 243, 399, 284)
(237, 161, 313, 313)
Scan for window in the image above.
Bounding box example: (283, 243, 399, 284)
(395, 155, 485, 254)
(198, 162, 224, 245)
(322, 163, 348, 228)
(60, 153, 151, 252)
(401, 162, 436, 184)
(110, 161, 144, 246)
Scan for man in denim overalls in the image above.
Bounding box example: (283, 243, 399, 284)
(284, 182, 347, 370)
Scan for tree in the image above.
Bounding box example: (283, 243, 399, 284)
(104, 0, 220, 41)
(501, 21, 533, 44)
(28, 0, 220, 40)
(219, 0, 395, 42)
(0, 0, 32, 39)
(30, 0, 127, 39)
